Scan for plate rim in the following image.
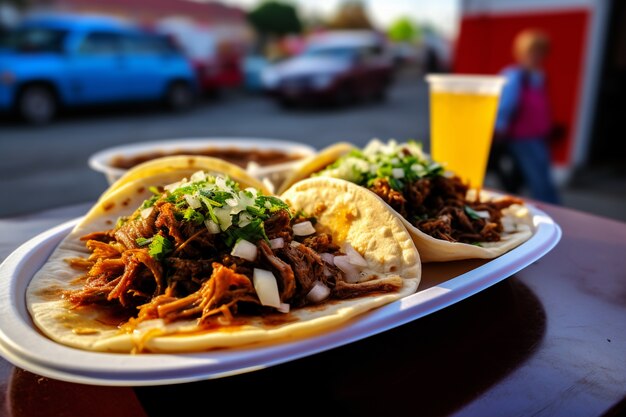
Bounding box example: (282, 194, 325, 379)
(0, 207, 561, 386)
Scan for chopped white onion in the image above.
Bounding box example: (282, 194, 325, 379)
(293, 221, 316, 236)
(238, 191, 255, 209)
(342, 242, 368, 267)
(411, 163, 426, 174)
(253, 268, 281, 308)
(140, 207, 153, 219)
(215, 176, 227, 189)
(204, 219, 220, 234)
(269, 237, 285, 249)
(231, 239, 257, 261)
(225, 198, 238, 207)
(474, 210, 491, 219)
(306, 281, 331, 303)
(214, 207, 232, 231)
(392, 168, 405, 179)
(184, 194, 201, 209)
(238, 212, 252, 228)
(164, 180, 183, 192)
(190, 170, 206, 182)
(277, 303, 290, 313)
(320, 253, 335, 265)
(333, 255, 361, 283)
(290, 240, 301, 248)
(501, 218, 518, 233)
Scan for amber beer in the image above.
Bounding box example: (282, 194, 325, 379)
(426, 75, 505, 189)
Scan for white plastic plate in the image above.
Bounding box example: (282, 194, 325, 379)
(0, 207, 561, 386)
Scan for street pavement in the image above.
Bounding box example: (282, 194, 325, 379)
(1, 71, 624, 222)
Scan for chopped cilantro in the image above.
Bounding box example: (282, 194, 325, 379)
(140, 194, 159, 210)
(115, 216, 128, 229)
(223, 218, 268, 247)
(135, 237, 153, 247)
(148, 235, 173, 261)
(246, 205, 266, 219)
(198, 195, 219, 224)
(129, 172, 298, 252)
(182, 207, 205, 225)
(317, 139, 444, 191)
(256, 195, 290, 214)
(209, 190, 232, 205)
(464, 205, 481, 221)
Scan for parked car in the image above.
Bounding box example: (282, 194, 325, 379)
(155, 19, 243, 96)
(261, 31, 394, 107)
(243, 55, 269, 92)
(0, 15, 197, 124)
(191, 50, 243, 96)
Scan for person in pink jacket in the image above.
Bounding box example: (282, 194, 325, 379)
(493, 29, 561, 204)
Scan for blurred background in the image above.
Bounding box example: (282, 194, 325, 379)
(1, 0, 624, 221)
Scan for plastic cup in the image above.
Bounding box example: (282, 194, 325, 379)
(426, 74, 506, 189)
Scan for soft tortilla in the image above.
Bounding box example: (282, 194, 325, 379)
(100, 155, 270, 201)
(276, 143, 533, 262)
(277, 142, 354, 194)
(27, 173, 420, 353)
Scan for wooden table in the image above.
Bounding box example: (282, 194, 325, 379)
(0, 203, 624, 417)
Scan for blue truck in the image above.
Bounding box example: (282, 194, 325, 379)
(0, 15, 198, 124)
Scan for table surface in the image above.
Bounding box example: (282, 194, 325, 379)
(0, 202, 625, 417)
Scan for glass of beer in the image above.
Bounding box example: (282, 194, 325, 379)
(426, 74, 505, 189)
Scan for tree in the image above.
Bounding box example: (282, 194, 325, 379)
(247, 1, 302, 36)
(329, 0, 373, 30)
(388, 17, 419, 43)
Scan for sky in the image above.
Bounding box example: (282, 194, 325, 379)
(219, 0, 460, 38)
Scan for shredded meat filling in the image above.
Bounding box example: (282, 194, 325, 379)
(114, 207, 158, 249)
(264, 209, 293, 242)
(66, 203, 396, 330)
(258, 240, 295, 301)
(370, 176, 522, 243)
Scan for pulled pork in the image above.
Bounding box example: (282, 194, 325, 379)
(370, 176, 522, 243)
(66, 206, 393, 329)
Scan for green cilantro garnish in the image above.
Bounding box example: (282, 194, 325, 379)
(464, 205, 481, 221)
(256, 195, 290, 213)
(182, 207, 205, 225)
(125, 173, 305, 256)
(317, 140, 444, 191)
(140, 195, 159, 210)
(223, 218, 268, 247)
(246, 205, 266, 218)
(148, 235, 174, 261)
(135, 237, 153, 247)
(115, 216, 128, 229)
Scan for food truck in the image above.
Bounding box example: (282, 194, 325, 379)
(454, 0, 618, 182)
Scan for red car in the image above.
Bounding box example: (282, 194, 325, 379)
(192, 49, 243, 95)
(262, 31, 394, 107)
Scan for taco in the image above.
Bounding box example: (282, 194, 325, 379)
(27, 172, 420, 353)
(279, 139, 532, 262)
